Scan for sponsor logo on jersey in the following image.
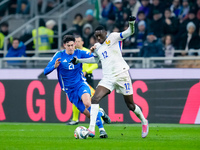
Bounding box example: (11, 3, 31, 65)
(105, 40, 111, 46)
(63, 59, 67, 62)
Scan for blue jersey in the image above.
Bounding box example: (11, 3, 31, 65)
(44, 49, 93, 92)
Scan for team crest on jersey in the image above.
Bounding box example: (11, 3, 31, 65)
(105, 40, 111, 46)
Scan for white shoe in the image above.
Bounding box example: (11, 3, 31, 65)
(142, 120, 149, 138)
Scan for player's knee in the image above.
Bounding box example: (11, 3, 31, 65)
(127, 103, 135, 111)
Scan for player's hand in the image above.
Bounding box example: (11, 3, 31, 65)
(90, 45, 96, 55)
(54, 58, 61, 68)
(70, 57, 78, 65)
(129, 16, 136, 22)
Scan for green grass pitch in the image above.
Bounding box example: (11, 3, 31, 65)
(0, 123, 200, 150)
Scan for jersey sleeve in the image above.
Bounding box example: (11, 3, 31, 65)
(44, 51, 60, 75)
(109, 32, 124, 42)
(80, 50, 94, 59)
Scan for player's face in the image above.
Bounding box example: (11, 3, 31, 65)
(75, 37, 84, 49)
(63, 41, 76, 55)
(94, 30, 107, 44)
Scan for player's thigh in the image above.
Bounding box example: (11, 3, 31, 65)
(78, 83, 91, 109)
(66, 92, 85, 113)
(92, 85, 111, 103)
(81, 93, 91, 109)
(115, 71, 133, 95)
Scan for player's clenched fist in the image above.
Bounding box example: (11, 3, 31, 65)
(54, 58, 61, 68)
(90, 45, 96, 55)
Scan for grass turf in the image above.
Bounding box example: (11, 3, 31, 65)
(0, 123, 200, 150)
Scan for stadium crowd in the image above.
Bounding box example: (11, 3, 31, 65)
(0, 0, 200, 68)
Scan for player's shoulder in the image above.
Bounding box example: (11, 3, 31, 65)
(75, 49, 89, 55)
(108, 32, 120, 37)
(107, 32, 121, 41)
(53, 50, 63, 57)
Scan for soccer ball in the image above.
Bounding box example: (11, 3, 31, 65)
(74, 126, 89, 139)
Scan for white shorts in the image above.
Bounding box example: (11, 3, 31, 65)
(98, 71, 133, 95)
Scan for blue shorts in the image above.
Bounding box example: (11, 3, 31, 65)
(66, 82, 91, 113)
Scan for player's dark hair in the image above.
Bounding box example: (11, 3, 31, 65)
(95, 25, 106, 32)
(62, 35, 75, 44)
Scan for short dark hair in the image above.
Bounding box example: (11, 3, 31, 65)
(13, 37, 20, 42)
(0, 22, 9, 27)
(62, 35, 75, 44)
(95, 25, 106, 32)
(74, 13, 83, 19)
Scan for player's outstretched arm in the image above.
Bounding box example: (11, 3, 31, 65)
(70, 56, 99, 65)
(121, 16, 136, 39)
(44, 52, 61, 75)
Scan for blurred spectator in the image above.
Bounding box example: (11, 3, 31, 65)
(88, 35, 96, 48)
(139, 32, 164, 57)
(162, 8, 179, 36)
(32, 19, 54, 51)
(162, 34, 175, 66)
(170, 0, 182, 18)
(138, 0, 152, 18)
(0, 0, 10, 19)
(19, 24, 34, 57)
(148, 0, 166, 19)
(40, 0, 59, 14)
(83, 9, 99, 32)
(179, 0, 190, 23)
(137, 10, 150, 28)
(107, 0, 131, 31)
(134, 20, 147, 49)
(8, 0, 17, 15)
(46, 19, 56, 30)
(50, 22, 67, 50)
(6, 38, 26, 68)
(194, 0, 200, 20)
(16, 0, 30, 15)
(100, 0, 115, 25)
(73, 13, 84, 36)
(82, 23, 93, 48)
(123, 22, 135, 51)
(125, 0, 141, 17)
(149, 10, 163, 38)
(0, 22, 12, 57)
(179, 22, 200, 56)
(112, 25, 120, 32)
(177, 9, 200, 39)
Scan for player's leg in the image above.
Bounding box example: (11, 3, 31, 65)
(66, 84, 95, 125)
(72, 104, 79, 122)
(88, 85, 110, 134)
(79, 83, 109, 138)
(81, 93, 108, 138)
(116, 71, 149, 138)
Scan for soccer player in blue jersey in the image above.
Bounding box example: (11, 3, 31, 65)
(44, 35, 110, 138)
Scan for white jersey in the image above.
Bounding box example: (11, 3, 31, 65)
(94, 32, 130, 77)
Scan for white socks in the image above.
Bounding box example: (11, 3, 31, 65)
(134, 105, 147, 125)
(88, 104, 99, 132)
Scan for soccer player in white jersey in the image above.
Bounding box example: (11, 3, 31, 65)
(70, 16, 149, 138)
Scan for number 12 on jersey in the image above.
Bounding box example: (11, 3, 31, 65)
(102, 51, 108, 59)
(124, 83, 130, 91)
